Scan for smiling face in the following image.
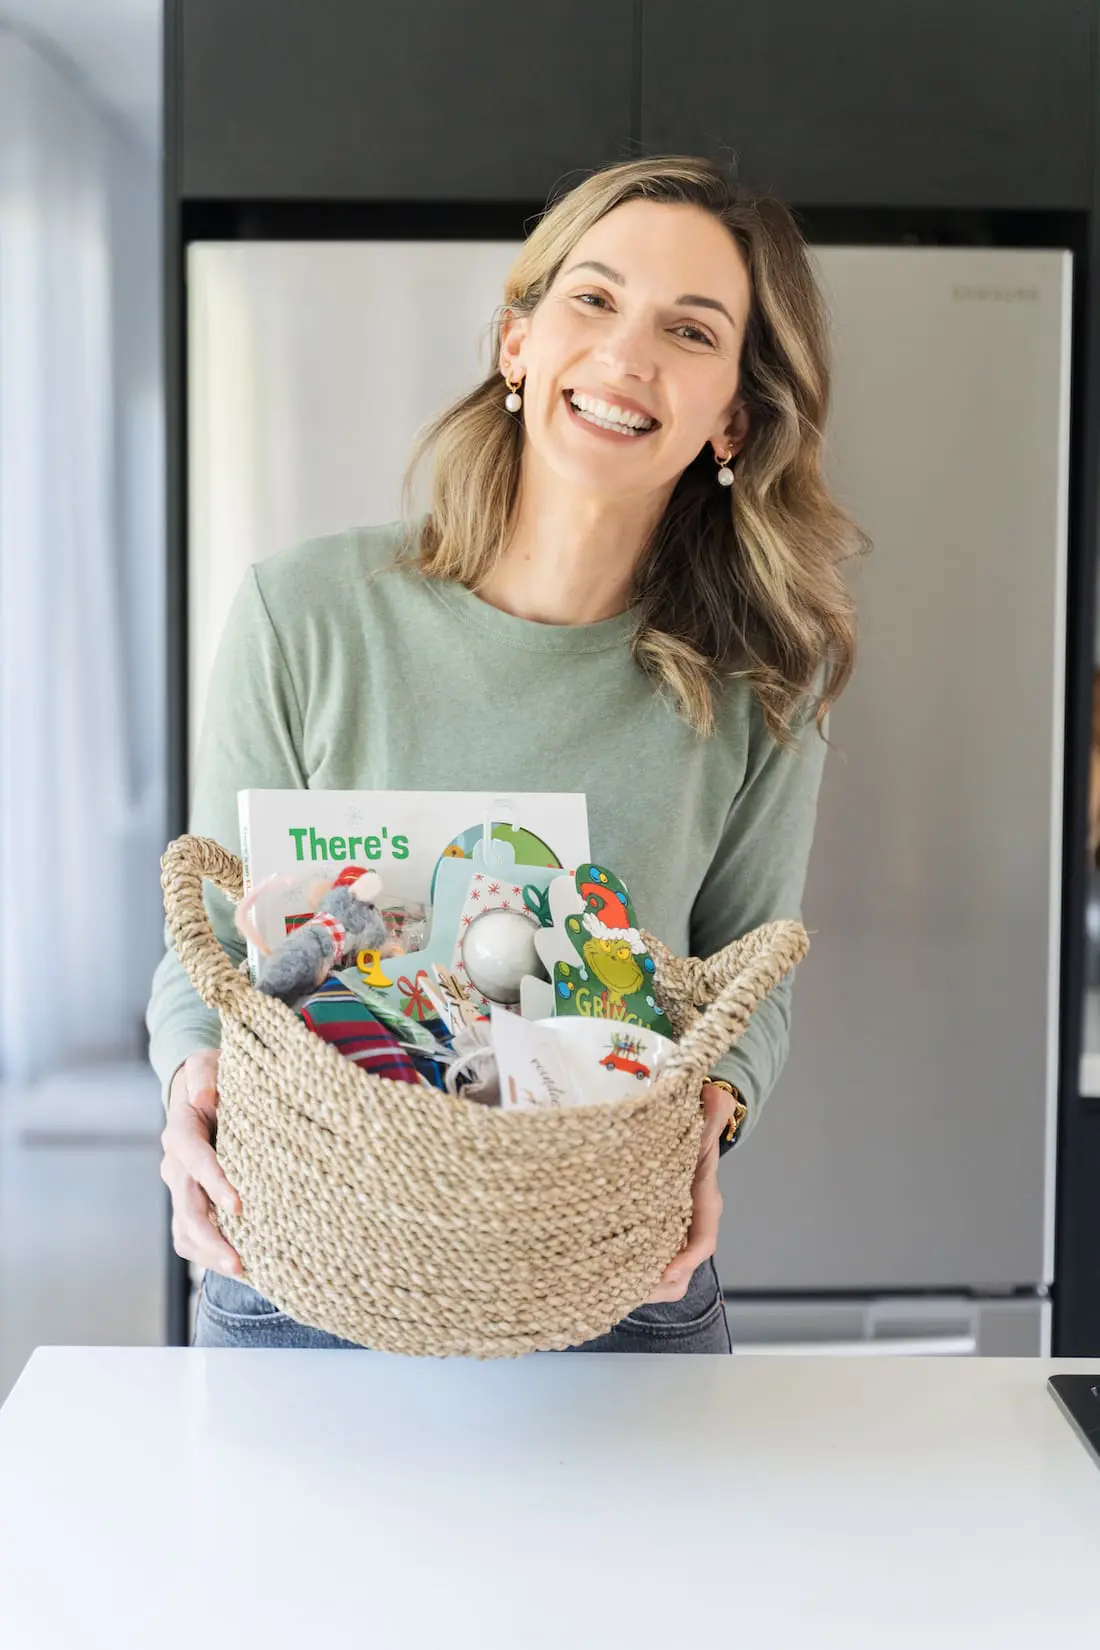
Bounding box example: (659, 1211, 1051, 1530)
(500, 198, 753, 501)
(583, 936, 644, 999)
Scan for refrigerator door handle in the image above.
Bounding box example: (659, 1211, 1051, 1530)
(729, 1334, 978, 1356)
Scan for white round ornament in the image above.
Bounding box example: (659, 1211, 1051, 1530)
(461, 909, 541, 1004)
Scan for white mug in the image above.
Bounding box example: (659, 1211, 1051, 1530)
(535, 1017, 676, 1104)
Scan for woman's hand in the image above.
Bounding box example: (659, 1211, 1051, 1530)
(645, 1081, 731, 1304)
(160, 1050, 243, 1277)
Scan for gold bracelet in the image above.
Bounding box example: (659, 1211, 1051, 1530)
(706, 1077, 748, 1143)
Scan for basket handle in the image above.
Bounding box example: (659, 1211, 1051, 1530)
(643, 925, 795, 1014)
(160, 834, 250, 1015)
(655, 920, 810, 1087)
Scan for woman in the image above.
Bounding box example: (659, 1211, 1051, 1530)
(148, 154, 862, 1353)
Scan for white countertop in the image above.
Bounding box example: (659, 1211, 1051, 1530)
(0, 1348, 1097, 1649)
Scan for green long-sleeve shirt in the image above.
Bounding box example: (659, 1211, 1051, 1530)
(146, 519, 827, 1142)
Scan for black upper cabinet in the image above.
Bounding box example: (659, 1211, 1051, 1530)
(177, 0, 635, 200)
(640, 0, 1093, 209)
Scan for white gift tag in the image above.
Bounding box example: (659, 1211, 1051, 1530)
(491, 1003, 580, 1111)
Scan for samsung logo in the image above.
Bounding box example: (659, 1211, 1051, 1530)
(952, 284, 1039, 303)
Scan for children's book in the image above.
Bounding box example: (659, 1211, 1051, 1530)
(236, 789, 590, 982)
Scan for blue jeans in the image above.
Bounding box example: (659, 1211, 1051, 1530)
(194, 1258, 732, 1354)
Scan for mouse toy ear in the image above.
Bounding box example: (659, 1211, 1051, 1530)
(340, 867, 383, 904)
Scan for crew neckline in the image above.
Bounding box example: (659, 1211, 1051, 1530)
(426, 573, 641, 655)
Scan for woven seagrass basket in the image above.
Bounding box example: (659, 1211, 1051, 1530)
(162, 833, 809, 1358)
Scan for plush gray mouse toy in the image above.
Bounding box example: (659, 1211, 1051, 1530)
(235, 865, 390, 1009)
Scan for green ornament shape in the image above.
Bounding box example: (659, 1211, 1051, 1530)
(552, 863, 673, 1037)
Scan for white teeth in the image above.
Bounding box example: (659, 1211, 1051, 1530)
(569, 391, 655, 431)
(574, 407, 648, 435)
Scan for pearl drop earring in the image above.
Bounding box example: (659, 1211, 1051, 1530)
(504, 370, 523, 414)
(715, 449, 735, 487)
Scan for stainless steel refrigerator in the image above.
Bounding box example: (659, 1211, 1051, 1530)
(187, 240, 1070, 1356)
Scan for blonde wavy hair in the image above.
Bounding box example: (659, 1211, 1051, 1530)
(403, 154, 866, 743)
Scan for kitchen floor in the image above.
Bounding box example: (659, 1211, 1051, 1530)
(0, 1062, 167, 1404)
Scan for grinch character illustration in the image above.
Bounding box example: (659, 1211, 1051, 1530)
(582, 933, 644, 1009)
(552, 865, 674, 1036)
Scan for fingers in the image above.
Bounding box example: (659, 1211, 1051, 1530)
(670, 1163, 724, 1283)
(162, 1157, 242, 1275)
(160, 1049, 242, 1275)
(646, 1084, 729, 1304)
(165, 1052, 239, 1214)
(647, 1168, 723, 1303)
(162, 1103, 240, 1215)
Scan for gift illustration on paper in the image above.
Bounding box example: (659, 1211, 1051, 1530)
(397, 967, 435, 1021)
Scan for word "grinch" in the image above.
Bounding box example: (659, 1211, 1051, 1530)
(287, 826, 410, 863)
(573, 986, 643, 1025)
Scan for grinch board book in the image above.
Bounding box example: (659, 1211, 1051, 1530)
(236, 789, 590, 983)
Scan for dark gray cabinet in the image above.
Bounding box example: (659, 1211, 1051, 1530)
(640, 0, 1093, 208)
(178, 0, 636, 199)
